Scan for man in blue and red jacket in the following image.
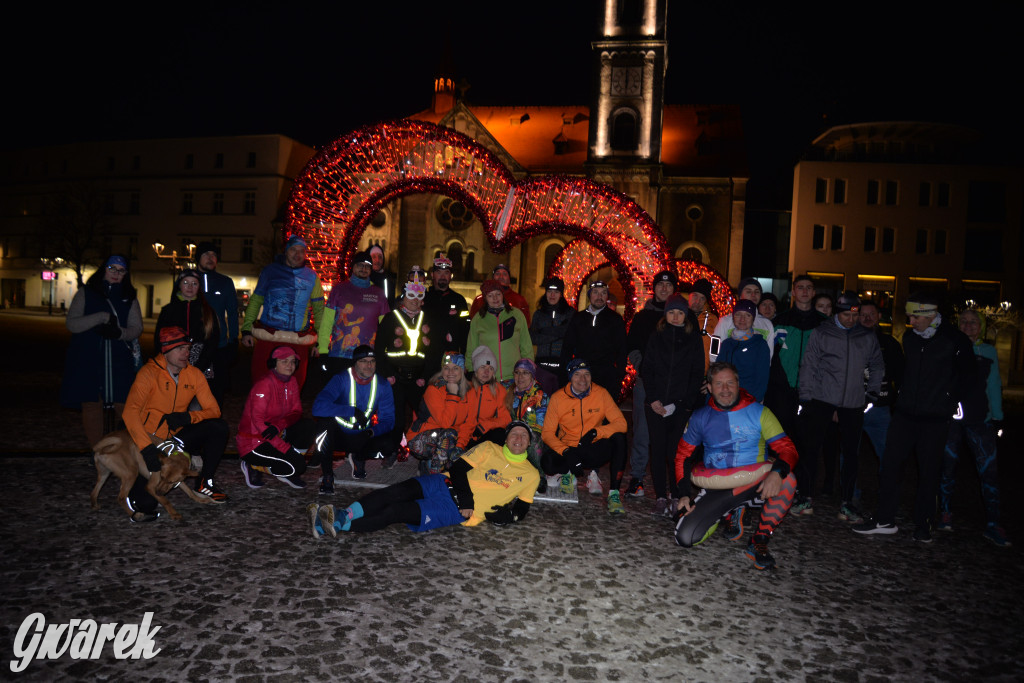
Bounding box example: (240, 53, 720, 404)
(673, 362, 799, 570)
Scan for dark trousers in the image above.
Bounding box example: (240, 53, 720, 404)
(799, 400, 865, 502)
(175, 418, 229, 482)
(348, 478, 425, 532)
(388, 374, 427, 445)
(645, 406, 690, 499)
(207, 343, 237, 407)
(541, 432, 628, 490)
(314, 417, 398, 475)
(243, 418, 316, 477)
(876, 413, 952, 528)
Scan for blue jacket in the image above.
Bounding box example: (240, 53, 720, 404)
(244, 256, 324, 333)
(313, 369, 396, 436)
(718, 333, 770, 402)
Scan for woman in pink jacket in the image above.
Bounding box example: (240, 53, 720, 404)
(237, 347, 315, 489)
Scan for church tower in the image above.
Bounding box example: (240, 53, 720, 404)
(588, 0, 668, 164)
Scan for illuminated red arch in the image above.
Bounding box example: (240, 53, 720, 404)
(284, 120, 673, 322)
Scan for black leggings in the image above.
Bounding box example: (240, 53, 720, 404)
(243, 418, 315, 476)
(349, 478, 424, 532)
(540, 432, 628, 490)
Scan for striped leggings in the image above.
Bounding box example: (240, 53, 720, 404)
(675, 472, 797, 547)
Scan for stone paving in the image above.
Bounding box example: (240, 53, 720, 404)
(1, 452, 1022, 682)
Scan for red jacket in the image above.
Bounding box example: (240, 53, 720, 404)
(237, 372, 303, 455)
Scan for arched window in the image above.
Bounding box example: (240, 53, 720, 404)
(611, 109, 638, 152)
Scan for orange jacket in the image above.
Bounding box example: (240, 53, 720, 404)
(123, 355, 221, 450)
(407, 383, 470, 441)
(541, 383, 627, 455)
(458, 382, 512, 447)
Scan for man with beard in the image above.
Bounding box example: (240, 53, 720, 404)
(423, 254, 469, 354)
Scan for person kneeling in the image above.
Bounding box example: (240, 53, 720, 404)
(307, 420, 539, 536)
(673, 362, 799, 570)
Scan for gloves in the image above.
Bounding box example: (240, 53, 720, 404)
(141, 444, 162, 471)
(97, 314, 122, 339)
(561, 446, 578, 463)
(353, 409, 369, 430)
(485, 503, 516, 526)
(261, 422, 279, 440)
(162, 412, 191, 431)
(991, 420, 1004, 438)
(579, 429, 598, 447)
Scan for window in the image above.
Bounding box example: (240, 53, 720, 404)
(833, 179, 846, 204)
(242, 238, 254, 263)
(937, 182, 950, 207)
(610, 109, 638, 151)
(812, 224, 826, 250)
(815, 178, 828, 203)
(243, 191, 256, 214)
(214, 153, 224, 169)
(885, 181, 898, 206)
(864, 226, 877, 252)
(185, 154, 194, 170)
(830, 225, 844, 251)
(212, 192, 224, 214)
(881, 227, 895, 253)
(867, 180, 880, 205)
(935, 229, 947, 255)
(919, 182, 931, 206)
(182, 193, 193, 214)
(128, 191, 140, 215)
(107, 157, 115, 172)
(246, 152, 256, 168)
(916, 229, 928, 254)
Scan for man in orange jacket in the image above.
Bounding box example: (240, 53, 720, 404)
(124, 326, 230, 506)
(541, 358, 628, 514)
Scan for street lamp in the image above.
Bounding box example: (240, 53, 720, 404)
(152, 242, 196, 287)
(40, 257, 65, 316)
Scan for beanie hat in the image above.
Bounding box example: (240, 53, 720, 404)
(543, 277, 565, 292)
(733, 299, 757, 318)
(159, 326, 190, 352)
(587, 281, 609, 298)
(174, 269, 200, 289)
(284, 234, 307, 251)
(760, 292, 779, 307)
(351, 250, 372, 266)
(351, 345, 375, 362)
(480, 279, 503, 296)
(690, 278, 713, 300)
(442, 351, 466, 369)
(471, 345, 498, 371)
(492, 264, 511, 276)
(664, 293, 689, 314)
(836, 291, 861, 313)
(565, 357, 591, 379)
(105, 254, 128, 270)
(505, 419, 532, 440)
(906, 292, 939, 317)
(737, 277, 762, 296)
(513, 358, 537, 377)
(652, 270, 678, 287)
(196, 241, 220, 259)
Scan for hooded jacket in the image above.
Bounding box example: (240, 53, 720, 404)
(798, 319, 884, 408)
(542, 383, 627, 455)
(237, 371, 303, 455)
(896, 321, 975, 421)
(123, 355, 221, 450)
(641, 319, 705, 411)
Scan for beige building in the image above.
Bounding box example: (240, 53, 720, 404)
(790, 122, 1022, 330)
(0, 135, 313, 316)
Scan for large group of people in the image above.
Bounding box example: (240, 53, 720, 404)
(70, 238, 1011, 559)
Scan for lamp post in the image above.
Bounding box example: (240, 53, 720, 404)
(152, 242, 196, 289)
(40, 257, 64, 316)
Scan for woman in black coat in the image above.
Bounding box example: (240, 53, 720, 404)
(155, 269, 220, 378)
(640, 294, 705, 516)
(529, 277, 574, 390)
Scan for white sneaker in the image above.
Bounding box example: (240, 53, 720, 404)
(546, 475, 560, 491)
(586, 470, 602, 496)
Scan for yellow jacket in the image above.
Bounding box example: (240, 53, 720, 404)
(541, 383, 627, 455)
(123, 355, 221, 450)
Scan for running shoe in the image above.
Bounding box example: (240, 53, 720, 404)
(982, 524, 1011, 547)
(546, 475, 561, 492)
(196, 478, 228, 504)
(652, 497, 669, 517)
(348, 454, 367, 480)
(558, 472, 576, 494)
(789, 496, 813, 516)
(318, 504, 337, 538)
(912, 526, 933, 543)
(319, 472, 335, 495)
(725, 507, 745, 541)
(852, 520, 898, 535)
(936, 512, 953, 532)
(306, 503, 322, 539)
(277, 474, 306, 489)
(607, 490, 625, 515)
(586, 470, 602, 496)
(744, 534, 776, 570)
(382, 452, 398, 469)
(837, 502, 865, 524)
(240, 460, 265, 489)
(625, 478, 645, 498)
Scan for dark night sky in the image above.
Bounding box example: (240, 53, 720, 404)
(5, 3, 1016, 207)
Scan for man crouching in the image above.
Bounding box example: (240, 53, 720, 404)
(673, 362, 799, 569)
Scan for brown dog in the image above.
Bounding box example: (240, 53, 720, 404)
(90, 430, 213, 521)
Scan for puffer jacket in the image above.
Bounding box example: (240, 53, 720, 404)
(798, 320, 883, 408)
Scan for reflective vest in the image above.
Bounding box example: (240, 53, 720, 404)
(334, 369, 379, 430)
(386, 310, 425, 359)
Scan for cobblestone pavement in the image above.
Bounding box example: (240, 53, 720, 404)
(1, 453, 1022, 682)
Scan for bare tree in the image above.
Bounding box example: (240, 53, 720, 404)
(40, 182, 112, 287)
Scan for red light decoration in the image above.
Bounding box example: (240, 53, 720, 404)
(673, 259, 735, 318)
(284, 120, 674, 323)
